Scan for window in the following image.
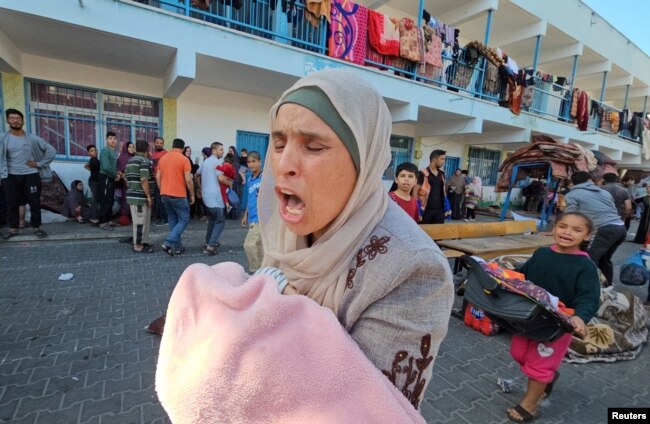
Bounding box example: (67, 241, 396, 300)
(467, 147, 501, 186)
(383, 135, 413, 180)
(26, 81, 162, 160)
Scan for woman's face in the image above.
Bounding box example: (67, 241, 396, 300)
(271, 103, 357, 242)
(184, 148, 192, 158)
(127, 143, 135, 155)
(229, 146, 235, 155)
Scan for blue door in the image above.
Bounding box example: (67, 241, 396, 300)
(236, 130, 269, 164)
(443, 156, 461, 178)
(236, 131, 269, 211)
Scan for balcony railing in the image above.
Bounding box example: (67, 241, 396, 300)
(140, 0, 327, 53)
(133, 0, 642, 146)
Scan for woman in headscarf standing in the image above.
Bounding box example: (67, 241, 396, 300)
(258, 69, 453, 407)
(446, 169, 466, 220)
(116, 141, 135, 222)
(155, 70, 454, 421)
(464, 176, 482, 221)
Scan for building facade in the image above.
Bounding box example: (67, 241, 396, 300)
(0, 0, 648, 202)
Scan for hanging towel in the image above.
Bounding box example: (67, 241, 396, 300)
(367, 9, 400, 57)
(576, 91, 589, 131)
(399, 18, 421, 62)
(156, 262, 426, 424)
(305, 0, 331, 27)
(328, 0, 368, 65)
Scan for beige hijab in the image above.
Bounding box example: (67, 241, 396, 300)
(259, 69, 392, 314)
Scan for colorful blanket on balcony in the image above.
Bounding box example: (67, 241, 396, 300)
(367, 9, 400, 57)
(328, 0, 368, 66)
(156, 262, 426, 424)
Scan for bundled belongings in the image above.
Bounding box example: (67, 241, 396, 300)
(589, 150, 617, 183)
(462, 256, 575, 342)
(565, 287, 648, 363)
(495, 135, 591, 192)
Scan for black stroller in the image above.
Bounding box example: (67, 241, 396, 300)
(462, 255, 574, 342)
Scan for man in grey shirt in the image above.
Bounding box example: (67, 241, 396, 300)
(565, 171, 627, 285)
(0, 108, 56, 239)
(601, 173, 632, 228)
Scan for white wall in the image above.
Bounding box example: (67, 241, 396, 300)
(22, 54, 161, 97)
(176, 83, 275, 153)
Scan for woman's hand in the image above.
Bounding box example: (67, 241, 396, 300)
(570, 316, 586, 339)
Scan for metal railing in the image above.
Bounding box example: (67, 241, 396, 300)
(364, 47, 503, 102)
(525, 76, 572, 122)
(133, 0, 641, 146)
(143, 0, 327, 53)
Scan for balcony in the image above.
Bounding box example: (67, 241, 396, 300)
(131, 0, 644, 147)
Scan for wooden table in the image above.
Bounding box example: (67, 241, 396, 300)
(436, 234, 554, 259)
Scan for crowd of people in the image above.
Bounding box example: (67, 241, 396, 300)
(1, 69, 649, 423)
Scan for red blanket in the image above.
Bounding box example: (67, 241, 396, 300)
(367, 9, 399, 57)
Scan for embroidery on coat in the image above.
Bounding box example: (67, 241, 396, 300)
(345, 235, 390, 288)
(381, 334, 433, 408)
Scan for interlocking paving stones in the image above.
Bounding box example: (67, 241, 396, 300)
(1, 219, 648, 423)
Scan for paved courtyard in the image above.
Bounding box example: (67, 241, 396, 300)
(0, 218, 648, 423)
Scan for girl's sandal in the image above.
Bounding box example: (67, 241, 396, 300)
(506, 405, 539, 423)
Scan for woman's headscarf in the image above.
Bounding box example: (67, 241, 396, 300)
(228, 146, 241, 168)
(259, 69, 391, 313)
(117, 142, 134, 172)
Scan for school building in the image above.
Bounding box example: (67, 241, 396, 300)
(0, 0, 648, 202)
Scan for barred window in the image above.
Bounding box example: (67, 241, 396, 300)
(467, 147, 501, 186)
(383, 135, 414, 180)
(26, 81, 161, 160)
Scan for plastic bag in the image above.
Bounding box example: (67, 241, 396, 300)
(619, 250, 649, 286)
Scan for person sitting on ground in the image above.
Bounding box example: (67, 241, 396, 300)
(388, 161, 420, 222)
(216, 154, 237, 213)
(61, 180, 90, 223)
(505, 212, 599, 423)
(155, 69, 454, 417)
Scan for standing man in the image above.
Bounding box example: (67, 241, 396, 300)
(565, 171, 627, 285)
(416, 149, 446, 224)
(156, 138, 194, 256)
(601, 173, 632, 228)
(97, 131, 120, 230)
(150, 136, 168, 226)
(0, 109, 56, 239)
(125, 140, 154, 253)
(199, 141, 232, 256)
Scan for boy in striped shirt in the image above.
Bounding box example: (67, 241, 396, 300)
(125, 140, 155, 253)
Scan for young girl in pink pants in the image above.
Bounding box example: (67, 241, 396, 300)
(506, 212, 600, 423)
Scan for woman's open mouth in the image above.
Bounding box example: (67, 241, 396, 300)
(277, 188, 306, 223)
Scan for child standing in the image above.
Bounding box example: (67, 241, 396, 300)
(217, 154, 237, 213)
(241, 151, 263, 273)
(388, 162, 420, 223)
(506, 212, 600, 423)
(464, 176, 482, 221)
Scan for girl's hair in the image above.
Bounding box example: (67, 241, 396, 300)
(554, 211, 594, 251)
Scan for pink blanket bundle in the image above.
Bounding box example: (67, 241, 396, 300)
(156, 262, 426, 424)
